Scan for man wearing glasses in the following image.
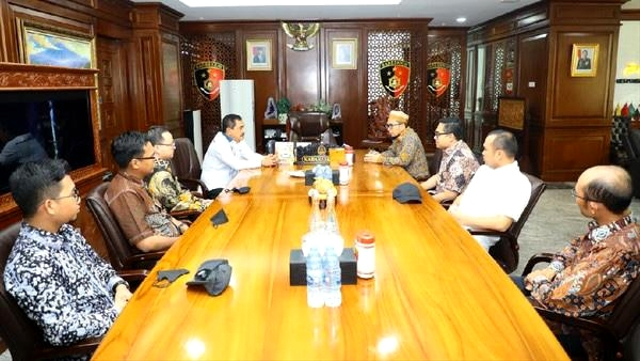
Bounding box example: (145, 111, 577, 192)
(448, 129, 530, 251)
(515, 165, 639, 360)
(420, 117, 479, 203)
(105, 131, 185, 252)
(363, 110, 430, 181)
(4, 159, 132, 349)
(146, 126, 211, 217)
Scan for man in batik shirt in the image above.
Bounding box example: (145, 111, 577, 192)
(364, 110, 430, 181)
(516, 165, 640, 360)
(4, 159, 131, 350)
(146, 126, 210, 216)
(420, 117, 479, 203)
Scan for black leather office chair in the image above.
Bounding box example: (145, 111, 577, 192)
(470, 173, 546, 273)
(172, 137, 210, 196)
(86, 182, 164, 271)
(288, 111, 336, 144)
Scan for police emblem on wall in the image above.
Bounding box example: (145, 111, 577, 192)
(194, 61, 225, 101)
(427, 62, 450, 98)
(379, 60, 410, 98)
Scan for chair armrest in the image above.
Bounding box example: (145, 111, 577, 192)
(468, 229, 510, 238)
(170, 209, 200, 222)
(123, 251, 165, 270)
(534, 306, 610, 336)
(522, 252, 555, 276)
(179, 177, 209, 194)
(117, 269, 149, 283)
(35, 337, 102, 359)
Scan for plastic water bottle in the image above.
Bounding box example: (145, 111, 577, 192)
(306, 247, 324, 308)
(323, 247, 342, 307)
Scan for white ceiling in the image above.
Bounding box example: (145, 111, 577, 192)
(131, 0, 542, 27)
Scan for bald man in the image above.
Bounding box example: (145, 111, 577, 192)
(364, 110, 430, 180)
(514, 165, 639, 359)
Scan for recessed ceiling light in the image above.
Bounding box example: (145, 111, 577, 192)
(179, 0, 402, 6)
(456, 17, 467, 23)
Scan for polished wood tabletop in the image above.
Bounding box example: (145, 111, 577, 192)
(92, 152, 568, 361)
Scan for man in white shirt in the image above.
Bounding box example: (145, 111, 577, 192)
(201, 113, 277, 192)
(448, 129, 531, 251)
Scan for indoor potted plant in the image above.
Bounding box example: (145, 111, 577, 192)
(276, 97, 291, 124)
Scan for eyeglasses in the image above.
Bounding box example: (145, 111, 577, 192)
(53, 188, 81, 203)
(134, 153, 157, 161)
(434, 131, 452, 137)
(385, 123, 403, 128)
(571, 189, 591, 202)
(157, 142, 176, 148)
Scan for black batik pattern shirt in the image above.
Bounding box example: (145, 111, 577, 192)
(3, 223, 124, 346)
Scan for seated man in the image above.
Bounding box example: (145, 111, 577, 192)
(201, 113, 277, 192)
(145, 126, 210, 215)
(105, 131, 185, 252)
(4, 159, 132, 348)
(448, 129, 530, 251)
(363, 110, 430, 181)
(515, 165, 639, 359)
(420, 117, 480, 203)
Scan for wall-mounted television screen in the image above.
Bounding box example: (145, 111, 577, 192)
(0, 90, 96, 194)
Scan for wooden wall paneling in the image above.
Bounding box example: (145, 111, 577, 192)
(0, 1, 16, 62)
(243, 29, 279, 151)
(161, 32, 183, 134)
(540, 126, 611, 181)
(325, 27, 365, 147)
(283, 24, 321, 108)
(517, 31, 549, 128)
(129, 31, 161, 130)
(549, 30, 617, 126)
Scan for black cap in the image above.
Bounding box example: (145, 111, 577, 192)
(392, 182, 423, 204)
(186, 259, 232, 296)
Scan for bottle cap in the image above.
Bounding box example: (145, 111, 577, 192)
(356, 230, 375, 244)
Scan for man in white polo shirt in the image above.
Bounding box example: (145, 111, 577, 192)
(201, 113, 277, 193)
(448, 129, 531, 251)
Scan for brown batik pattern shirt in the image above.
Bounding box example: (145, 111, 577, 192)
(435, 140, 479, 194)
(105, 172, 180, 247)
(530, 214, 640, 318)
(381, 127, 430, 181)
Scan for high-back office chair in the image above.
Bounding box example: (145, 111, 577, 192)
(522, 253, 640, 360)
(0, 223, 101, 360)
(172, 137, 210, 196)
(470, 173, 546, 273)
(86, 182, 164, 271)
(288, 111, 336, 144)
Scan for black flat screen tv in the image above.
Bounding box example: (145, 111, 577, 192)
(0, 90, 96, 194)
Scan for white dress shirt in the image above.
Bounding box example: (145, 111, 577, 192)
(454, 161, 531, 250)
(201, 132, 264, 190)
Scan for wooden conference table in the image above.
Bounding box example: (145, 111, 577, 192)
(92, 153, 568, 360)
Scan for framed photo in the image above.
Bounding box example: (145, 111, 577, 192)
(571, 43, 599, 77)
(246, 39, 272, 71)
(497, 97, 526, 131)
(332, 38, 357, 69)
(18, 20, 94, 69)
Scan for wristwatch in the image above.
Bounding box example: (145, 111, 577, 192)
(112, 279, 129, 292)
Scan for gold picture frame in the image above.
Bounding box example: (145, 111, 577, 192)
(246, 39, 272, 71)
(332, 38, 357, 69)
(570, 43, 598, 77)
(18, 20, 95, 69)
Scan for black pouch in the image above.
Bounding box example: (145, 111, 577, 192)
(186, 259, 232, 296)
(210, 208, 229, 228)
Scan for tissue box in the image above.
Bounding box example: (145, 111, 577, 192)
(289, 248, 357, 286)
(304, 170, 339, 186)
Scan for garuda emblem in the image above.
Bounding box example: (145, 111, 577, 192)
(282, 22, 320, 51)
(380, 60, 410, 98)
(426, 62, 450, 98)
(194, 62, 225, 101)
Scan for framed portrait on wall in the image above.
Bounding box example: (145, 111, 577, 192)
(570, 43, 598, 77)
(18, 20, 94, 69)
(332, 38, 357, 69)
(246, 39, 272, 71)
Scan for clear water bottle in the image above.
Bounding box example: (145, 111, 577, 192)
(306, 246, 324, 308)
(323, 247, 342, 307)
